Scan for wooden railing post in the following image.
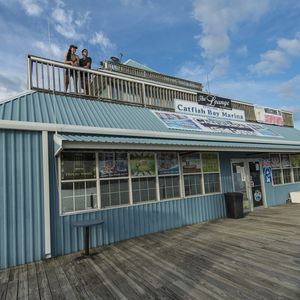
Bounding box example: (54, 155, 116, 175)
(27, 56, 33, 90)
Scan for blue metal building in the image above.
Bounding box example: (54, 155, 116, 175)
(1, 56, 300, 269)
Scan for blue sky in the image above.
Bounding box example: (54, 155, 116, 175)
(1, 0, 300, 128)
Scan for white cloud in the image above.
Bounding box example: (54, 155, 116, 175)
(248, 50, 290, 75)
(192, 0, 269, 58)
(276, 75, 300, 100)
(18, 0, 44, 16)
(277, 35, 300, 57)
(209, 57, 230, 80)
(51, 0, 90, 39)
(236, 45, 248, 57)
(34, 41, 64, 59)
(91, 31, 115, 54)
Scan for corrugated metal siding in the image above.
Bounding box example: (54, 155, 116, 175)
(1, 92, 300, 144)
(51, 196, 226, 256)
(0, 130, 44, 269)
(48, 133, 226, 256)
(265, 181, 300, 207)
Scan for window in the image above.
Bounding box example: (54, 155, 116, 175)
(59, 150, 222, 215)
(281, 154, 292, 184)
(130, 152, 157, 203)
(291, 154, 300, 182)
(271, 153, 300, 185)
(182, 153, 203, 196)
(202, 153, 221, 194)
(99, 152, 129, 208)
(271, 154, 282, 185)
(157, 152, 180, 200)
(181, 152, 221, 196)
(60, 152, 97, 213)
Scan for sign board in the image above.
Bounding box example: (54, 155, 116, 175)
(152, 110, 282, 137)
(197, 92, 232, 109)
(254, 106, 284, 126)
(175, 99, 245, 122)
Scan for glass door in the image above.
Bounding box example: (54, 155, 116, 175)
(232, 162, 251, 211)
(248, 161, 264, 207)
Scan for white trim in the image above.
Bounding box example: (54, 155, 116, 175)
(60, 141, 300, 153)
(42, 131, 51, 258)
(1, 119, 300, 146)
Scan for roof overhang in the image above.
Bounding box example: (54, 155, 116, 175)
(53, 133, 300, 156)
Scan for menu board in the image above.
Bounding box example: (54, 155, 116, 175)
(130, 152, 156, 176)
(157, 152, 179, 175)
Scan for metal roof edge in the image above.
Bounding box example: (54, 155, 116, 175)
(0, 90, 35, 105)
(1, 119, 294, 145)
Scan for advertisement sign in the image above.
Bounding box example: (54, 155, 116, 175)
(197, 92, 232, 109)
(202, 153, 219, 173)
(153, 110, 281, 137)
(130, 152, 156, 176)
(175, 99, 245, 122)
(182, 153, 202, 174)
(99, 152, 128, 178)
(270, 154, 281, 168)
(153, 111, 200, 131)
(291, 154, 300, 167)
(254, 106, 284, 126)
(157, 152, 179, 175)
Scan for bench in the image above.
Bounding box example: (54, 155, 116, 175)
(73, 219, 104, 256)
(290, 192, 300, 203)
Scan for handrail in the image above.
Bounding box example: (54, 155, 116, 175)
(102, 60, 203, 90)
(27, 54, 200, 109)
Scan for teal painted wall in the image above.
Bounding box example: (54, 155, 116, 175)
(0, 130, 44, 269)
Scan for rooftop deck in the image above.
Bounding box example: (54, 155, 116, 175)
(1, 204, 299, 299)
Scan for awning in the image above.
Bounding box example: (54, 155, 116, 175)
(53, 133, 300, 156)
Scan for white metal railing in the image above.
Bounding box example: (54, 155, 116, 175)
(102, 60, 203, 91)
(27, 55, 199, 109)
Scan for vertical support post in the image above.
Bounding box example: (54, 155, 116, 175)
(42, 131, 51, 259)
(84, 226, 90, 255)
(27, 56, 33, 90)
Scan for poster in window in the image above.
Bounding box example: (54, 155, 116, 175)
(291, 154, 300, 167)
(61, 152, 96, 180)
(99, 152, 128, 178)
(182, 153, 201, 174)
(157, 152, 179, 175)
(130, 152, 156, 176)
(281, 154, 290, 168)
(270, 154, 281, 168)
(202, 153, 219, 173)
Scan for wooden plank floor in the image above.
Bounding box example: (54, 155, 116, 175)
(1, 204, 300, 299)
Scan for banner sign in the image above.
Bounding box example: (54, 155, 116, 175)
(254, 106, 284, 126)
(175, 99, 245, 122)
(152, 110, 282, 137)
(196, 92, 232, 109)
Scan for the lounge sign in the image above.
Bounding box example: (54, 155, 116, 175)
(197, 92, 232, 109)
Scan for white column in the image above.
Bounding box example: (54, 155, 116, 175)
(42, 131, 51, 258)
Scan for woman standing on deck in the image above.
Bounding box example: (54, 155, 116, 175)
(64, 45, 80, 92)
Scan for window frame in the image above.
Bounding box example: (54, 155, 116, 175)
(59, 150, 223, 216)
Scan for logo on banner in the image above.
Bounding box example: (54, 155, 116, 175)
(197, 92, 232, 109)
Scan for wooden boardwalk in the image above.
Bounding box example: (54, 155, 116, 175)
(1, 204, 300, 299)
